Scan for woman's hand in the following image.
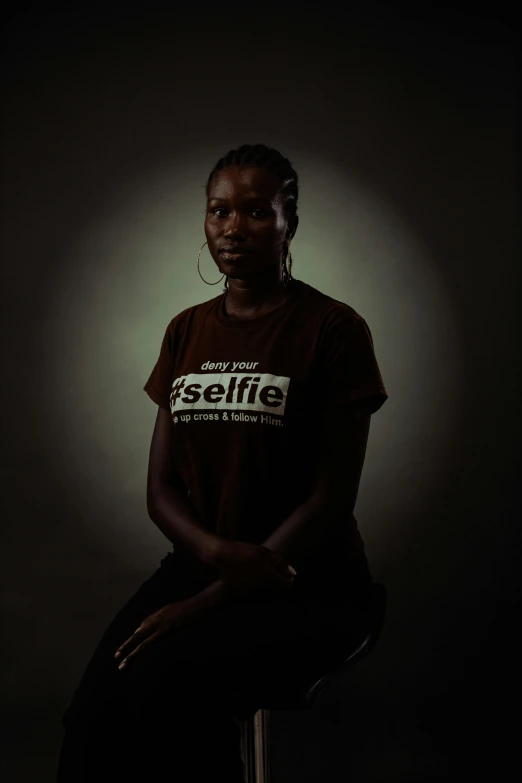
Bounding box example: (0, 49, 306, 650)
(114, 599, 202, 670)
(212, 540, 297, 598)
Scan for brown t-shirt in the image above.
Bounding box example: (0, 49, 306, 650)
(143, 278, 388, 597)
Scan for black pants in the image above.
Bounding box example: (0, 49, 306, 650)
(56, 549, 373, 782)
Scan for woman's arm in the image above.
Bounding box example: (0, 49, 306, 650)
(185, 402, 372, 614)
(262, 402, 371, 571)
(146, 407, 222, 579)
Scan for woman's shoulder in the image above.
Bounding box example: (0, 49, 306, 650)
(295, 279, 363, 323)
(163, 290, 223, 334)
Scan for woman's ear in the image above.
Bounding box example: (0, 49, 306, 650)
(287, 215, 299, 241)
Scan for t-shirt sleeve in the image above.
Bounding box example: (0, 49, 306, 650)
(319, 309, 388, 414)
(143, 320, 176, 411)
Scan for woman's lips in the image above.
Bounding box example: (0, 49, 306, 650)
(221, 251, 250, 261)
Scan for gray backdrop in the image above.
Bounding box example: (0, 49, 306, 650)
(2, 2, 518, 781)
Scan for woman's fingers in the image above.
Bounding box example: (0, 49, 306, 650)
(114, 604, 181, 664)
(268, 557, 297, 585)
(262, 547, 297, 578)
(277, 571, 296, 589)
(115, 622, 151, 660)
(117, 631, 162, 669)
(272, 562, 297, 590)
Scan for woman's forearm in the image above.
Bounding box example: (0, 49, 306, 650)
(185, 577, 231, 615)
(261, 493, 347, 574)
(147, 477, 222, 578)
(186, 496, 345, 614)
(148, 487, 347, 614)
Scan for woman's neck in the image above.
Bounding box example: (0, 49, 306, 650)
(223, 278, 293, 319)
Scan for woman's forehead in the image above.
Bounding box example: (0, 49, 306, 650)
(208, 165, 281, 199)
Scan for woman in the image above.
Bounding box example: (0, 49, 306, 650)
(56, 143, 388, 781)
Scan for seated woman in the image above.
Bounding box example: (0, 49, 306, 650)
(56, 142, 388, 782)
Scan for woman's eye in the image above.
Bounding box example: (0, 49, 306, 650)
(210, 208, 268, 218)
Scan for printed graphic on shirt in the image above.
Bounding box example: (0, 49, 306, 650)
(169, 368, 290, 426)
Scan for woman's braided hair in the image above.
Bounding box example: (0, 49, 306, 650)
(205, 143, 299, 290)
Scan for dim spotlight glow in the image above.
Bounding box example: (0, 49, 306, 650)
(48, 151, 463, 564)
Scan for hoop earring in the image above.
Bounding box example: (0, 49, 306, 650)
(282, 246, 293, 288)
(198, 241, 293, 291)
(197, 241, 226, 287)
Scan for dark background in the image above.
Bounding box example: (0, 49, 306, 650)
(2, 2, 519, 780)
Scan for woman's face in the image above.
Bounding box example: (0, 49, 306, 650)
(204, 164, 297, 280)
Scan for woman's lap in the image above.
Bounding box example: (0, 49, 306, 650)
(59, 548, 372, 780)
(64, 549, 372, 722)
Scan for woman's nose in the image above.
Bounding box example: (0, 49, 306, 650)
(225, 214, 248, 236)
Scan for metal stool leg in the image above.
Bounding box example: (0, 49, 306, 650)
(240, 709, 270, 783)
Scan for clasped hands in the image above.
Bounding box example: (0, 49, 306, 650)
(114, 540, 297, 670)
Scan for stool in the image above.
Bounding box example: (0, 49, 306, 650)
(235, 582, 387, 783)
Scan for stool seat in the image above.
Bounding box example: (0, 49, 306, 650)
(235, 582, 387, 782)
(234, 582, 387, 719)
